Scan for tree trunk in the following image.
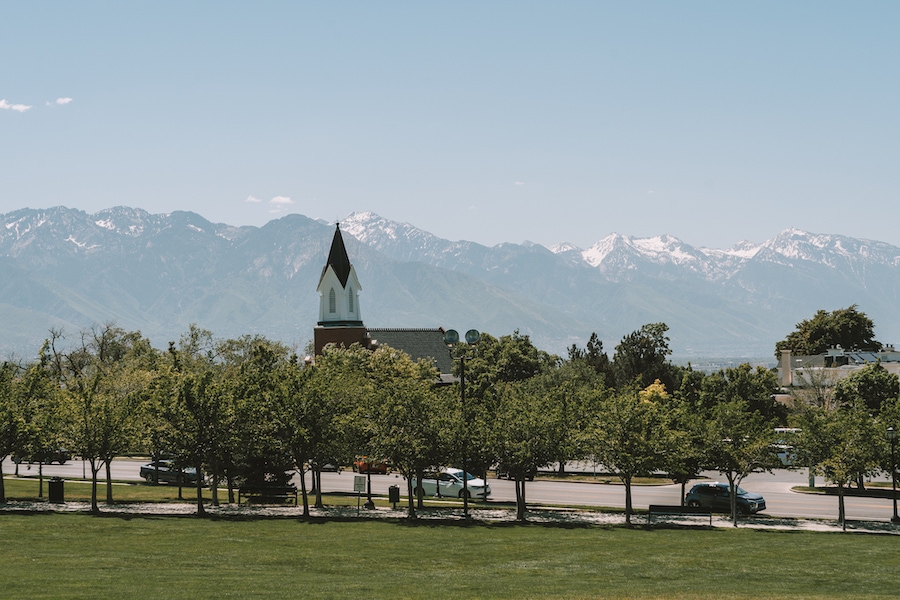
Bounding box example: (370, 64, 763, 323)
(105, 460, 114, 504)
(624, 475, 633, 525)
(415, 467, 424, 510)
(314, 469, 323, 508)
(299, 465, 309, 517)
(210, 461, 219, 507)
(406, 476, 417, 519)
(89, 459, 100, 513)
(195, 460, 205, 517)
(680, 481, 687, 506)
(0, 460, 6, 503)
(516, 478, 527, 521)
(726, 473, 738, 528)
(838, 484, 846, 531)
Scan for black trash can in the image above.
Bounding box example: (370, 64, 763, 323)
(48, 477, 65, 503)
(388, 485, 400, 505)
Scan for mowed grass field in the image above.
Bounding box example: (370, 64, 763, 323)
(1, 510, 898, 599)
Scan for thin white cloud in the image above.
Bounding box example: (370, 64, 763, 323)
(56, 97, 73, 105)
(245, 195, 263, 203)
(0, 99, 32, 113)
(270, 196, 293, 205)
(514, 181, 525, 186)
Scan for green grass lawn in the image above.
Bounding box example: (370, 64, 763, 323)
(1, 510, 898, 599)
(3, 475, 218, 503)
(1, 476, 528, 510)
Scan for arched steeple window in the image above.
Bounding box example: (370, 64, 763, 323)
(329, 288, 336, 313)
(348, 287, 354, 313)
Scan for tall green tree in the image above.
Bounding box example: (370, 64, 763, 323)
(365, 346, 442, 518)
(11, 347, 68, 498)
(162, 361, 228, 516)
(775, 305, 882, 357)
(699, 363, 785, 423)
(491, 381, 562, 521)
(795, 405, 882, 531)
(456, 331, 558, 486)
(703, 400, 779, 526)
(306, 344, 373, 509)
(532, 359, 607, 475)
(50, 325, 151, 511)
(157, 326, 233, 516)
(833, 362, 900, 414)
(668, 374, 711, 504)
(228, 340, 295, 491)
(0, 361, 26, 503)
(568, 332, 613, 383)
(612, 323, 680, 391)
(589, 384, 674, 525)
(263, 354, 314, 515)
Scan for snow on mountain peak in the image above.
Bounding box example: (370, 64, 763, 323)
(631, 234, 699, 263)
(580, 233, 701, 268)
(549, 242, 582, 254)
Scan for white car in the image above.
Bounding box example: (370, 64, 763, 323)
(413, 468, 491, 499)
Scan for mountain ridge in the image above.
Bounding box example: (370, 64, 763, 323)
(2, 206, 899, 360)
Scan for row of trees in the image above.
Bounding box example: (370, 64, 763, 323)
(2, 319, 899, 527)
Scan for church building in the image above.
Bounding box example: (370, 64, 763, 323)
(313, 224, 454, 379)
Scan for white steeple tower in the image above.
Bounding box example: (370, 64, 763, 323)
(313, 224, 368, 354)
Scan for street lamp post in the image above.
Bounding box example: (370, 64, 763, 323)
(365, 469, 375, 510)
(888, 426, 899, 524)
(444, 328, 480, 519)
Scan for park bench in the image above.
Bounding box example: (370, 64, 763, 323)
(647, 504, 712, 526)
(237, 484, 298, 505)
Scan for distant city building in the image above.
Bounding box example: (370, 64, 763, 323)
(778, 346, 900, 388)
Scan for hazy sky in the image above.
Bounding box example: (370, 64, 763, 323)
(3, 2, 898, 250)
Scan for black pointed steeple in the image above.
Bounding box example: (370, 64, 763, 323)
(320, 223, 352, 287)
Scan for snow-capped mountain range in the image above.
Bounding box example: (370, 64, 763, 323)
(2, 206, 899, 359)
(343, 211, 900, 282)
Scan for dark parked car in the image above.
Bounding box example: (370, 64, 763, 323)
(140, 460, 200, 485)
(685, 482, 766, 515)
(496, 467, 536, 481)
(13, 448, 71, 465)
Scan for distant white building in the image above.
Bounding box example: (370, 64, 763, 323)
(778, 346, 900, 388)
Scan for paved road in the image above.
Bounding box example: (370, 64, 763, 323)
(314, 469, 898, 523)
(3, 457, 146, 482)
(6, 458, 897, 523)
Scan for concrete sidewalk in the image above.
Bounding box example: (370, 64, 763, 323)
(2, 499, 898, 535)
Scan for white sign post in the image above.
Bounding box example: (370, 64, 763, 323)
(354, 475, 366, 516)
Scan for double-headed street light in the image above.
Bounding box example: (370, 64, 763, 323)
(444, 328, 480, 519)
(888, 426, 899, 524)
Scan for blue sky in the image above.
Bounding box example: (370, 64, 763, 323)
(2, 2, 898, 249)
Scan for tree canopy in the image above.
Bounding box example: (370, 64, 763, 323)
(833, 362, 900, 414)
(775, 305, 881, 357)
(613, 323, 681, 391)
(11, 318, 898, 530)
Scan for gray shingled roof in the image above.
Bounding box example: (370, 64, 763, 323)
(367, 328, 454, 374)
